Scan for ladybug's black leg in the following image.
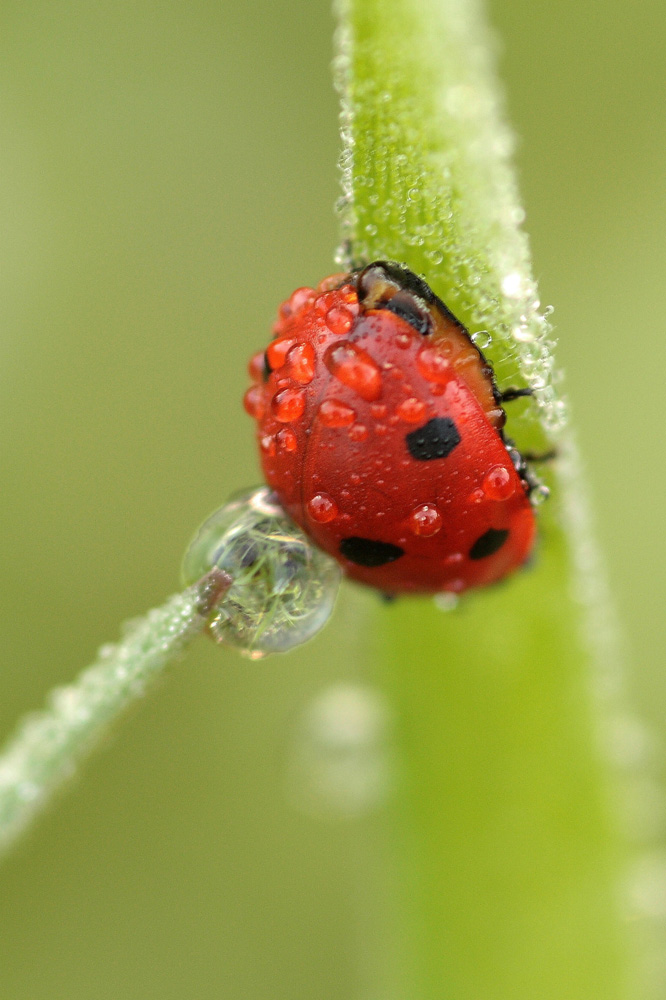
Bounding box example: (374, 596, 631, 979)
(500, 386, 534, 403)
(523, 449, 558, 463)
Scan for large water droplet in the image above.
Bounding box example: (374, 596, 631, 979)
(287, 341, 315, 384)
(324, 341, 382, 401)
(325, 304, 354, 335)
(182, 487, 341, 656)
(272, 387, 306, 422)
(267, 336, 296, 371)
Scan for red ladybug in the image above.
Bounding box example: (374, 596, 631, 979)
(244, 261, 541, 595)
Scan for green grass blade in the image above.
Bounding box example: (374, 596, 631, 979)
(335, 0, 637, 996)
(0, 579, 218, 856)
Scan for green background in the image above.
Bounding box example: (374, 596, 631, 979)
(0, 1, 664, 997)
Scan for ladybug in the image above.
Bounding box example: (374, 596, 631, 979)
(244, 261, 542, 595)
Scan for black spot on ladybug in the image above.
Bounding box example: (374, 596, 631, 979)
(340, 536, 405, 567)
(469, 528, 509, 561)
(262, 351, 271, 381)
(384, 291, 431, 335)
(405, 417, 461, 461)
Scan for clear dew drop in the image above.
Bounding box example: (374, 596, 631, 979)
(512, 324, 535, 344)
(181, 487, 342, 657)
(471, 330, 492, 350)
(260, 434, 276, 457)
(531, 484, 550, 506)
(434, 592, 459, 612)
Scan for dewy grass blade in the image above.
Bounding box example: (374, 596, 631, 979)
(334, 0, 647, 996)
(0, 575, 224, 857)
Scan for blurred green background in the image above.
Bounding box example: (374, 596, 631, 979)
(0, 1, 664, 997)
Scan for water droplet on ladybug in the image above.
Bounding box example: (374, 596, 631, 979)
(260, 434, 277, 457)
(317, 399, 356, 427)
(417, 345, 452, 384)
(248, 351, 266, 382)
(348, 423, 368, 441)
(444, 552, 464, 566)
(325, 305, 354, 335)
(243, 385, 265, 420)
(317, 273, 346, 293)
(276, 427, 298, 452)
(324, 341, 382, 401)
(396, 397, 426, 423)
(287, 342, 315, 384)
(370, 403, 387, 418)
(267, 336, 296, 371)
(272, 387, 306, 422)
(395, 332, 412, 349)
(289, 287, 316, 313)
(468, 488, 485, 504)
(482, 465, 515, 501)
(307, 493, 339, 523)
(409, 503, 443, 537)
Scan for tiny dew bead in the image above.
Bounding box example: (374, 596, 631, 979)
(182, 487, 341, 657)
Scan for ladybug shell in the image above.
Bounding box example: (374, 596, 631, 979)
(244, 262, 536, 595)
